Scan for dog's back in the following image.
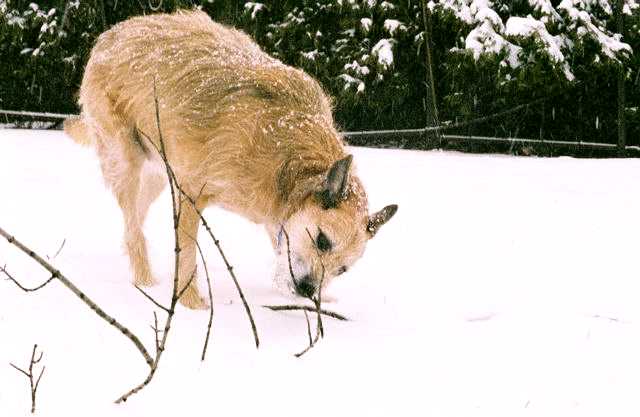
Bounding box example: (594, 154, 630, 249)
(79, 10, 333, 145)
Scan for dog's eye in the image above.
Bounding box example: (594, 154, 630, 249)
(316, 229, 332, 252)
(337, 266, 347, 275)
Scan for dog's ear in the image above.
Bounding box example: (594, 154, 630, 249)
(367, 204, 398, 237)
(316, 155, 353, 209)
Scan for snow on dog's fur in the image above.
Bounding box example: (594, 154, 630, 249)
(65, 10, 397, 309)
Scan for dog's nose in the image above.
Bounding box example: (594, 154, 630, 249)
(294, 276, 316, 298)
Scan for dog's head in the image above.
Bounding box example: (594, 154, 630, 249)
(274, 155, 397, 298)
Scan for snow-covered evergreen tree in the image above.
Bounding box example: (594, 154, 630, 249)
(435, 0, 638, 80)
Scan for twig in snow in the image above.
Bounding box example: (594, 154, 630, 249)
(135, 285, 170, 313)
(0, 230, 154, 368)
(303, 310, 313, 345)
(114, 80, 191, 404)
(1, 264, 55, 292)
(182, 230, 215, 361)
(46, 238, 66, 260)
(0, 80, 209, 406)
(261, 304, 349, 321)
(277, 225, 328, 357)
(292, 228, 327, 357)
(10, 344, 45, 414)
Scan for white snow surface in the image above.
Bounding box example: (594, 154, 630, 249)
(2, 130, 640, 416)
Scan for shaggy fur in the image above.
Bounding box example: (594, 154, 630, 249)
(65, 10, 397, 309)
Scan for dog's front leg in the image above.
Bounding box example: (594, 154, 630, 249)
(176, 198, 208, 310)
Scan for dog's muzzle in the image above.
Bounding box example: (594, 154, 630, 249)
(294, 275, 316, 298)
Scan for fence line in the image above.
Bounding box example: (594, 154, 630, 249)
(440, 134, 640, 151)
(344, 130, 640, 152)
(1, 108, 636, 153)
(0, 110, 76, 119)
(0, 97, 545, 130)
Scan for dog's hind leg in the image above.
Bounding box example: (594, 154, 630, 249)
(93, 124, 158, 287)
(138, 161, 167, 230)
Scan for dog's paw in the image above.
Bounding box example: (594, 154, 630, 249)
(179, 285, 210, 310)
(133, 273, 158, 287)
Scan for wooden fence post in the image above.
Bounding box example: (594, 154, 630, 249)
(616, 0, 627, 156)
(421, 0, 440, 141)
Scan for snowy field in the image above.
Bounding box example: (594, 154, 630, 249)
(1, 129, 640, 417)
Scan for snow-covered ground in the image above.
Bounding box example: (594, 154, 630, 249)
(2, 129, 640, 417)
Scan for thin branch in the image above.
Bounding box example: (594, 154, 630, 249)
(176, 268, 197, 301)
(10, 344, 45, 414)
(281, 227, 296, 282)
(137, 127, 259, 349)
(305, 228, 325, 338)
(292, 228, 328, 357)
(261, 304, 348, 321)
(152, 311, 161, 354)
(2, 265, 55, 292)
(34, 367, 45, 396)
(0, 228, 154, 368)
(47, 238, 66, 260)
(279, 225, 326, 357)
(115, 80, 184, 404)
(182, 230, 215, 361)
(303, 310, 312, 346)
(294, 327, 320, 358)
(134, 285, 170, 313)
(10, 363, 30, 378)
(199, 217, 259, 348)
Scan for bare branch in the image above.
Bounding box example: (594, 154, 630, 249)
(10, 344, 45, 413)
(116, 80, 218, 402)
(181, 230, 215, 361)
(199, 218, 260, 348)
(293, 228, 328, 357)
(281, 227, 296, 282)
(2, 265, 55, 292)
(0, 228, 154, 368)
(303, 310, 312, 345)
(115, 80, 184, 404)
(47, 238, 66, 260)
(294, 331, 320, 358)
(138, 120, 259, 349)
(176, 268, 197, 301)
(135, 285, 170, 313)
(262, 304, 349, 321)
(305, 227, 326, 338)
(10, 363, 30, 378)
(152, 312, 161, 354)
(34, 367, 45, 395)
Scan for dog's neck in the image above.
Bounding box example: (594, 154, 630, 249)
(276, 159, 326, 220)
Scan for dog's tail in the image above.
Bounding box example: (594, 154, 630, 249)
(63, 116, 92, 146)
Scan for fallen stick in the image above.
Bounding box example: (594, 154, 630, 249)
(261, 305, 349, 321)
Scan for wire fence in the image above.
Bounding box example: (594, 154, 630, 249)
(1, 107, 638, 157)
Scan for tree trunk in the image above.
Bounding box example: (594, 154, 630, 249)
(421, 0, 440, 139)
(616, 0, 626, 156)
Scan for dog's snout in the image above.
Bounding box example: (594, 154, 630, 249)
(294, 275, 316, 298)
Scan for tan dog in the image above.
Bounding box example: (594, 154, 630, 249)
(65, 10, 397, 309)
